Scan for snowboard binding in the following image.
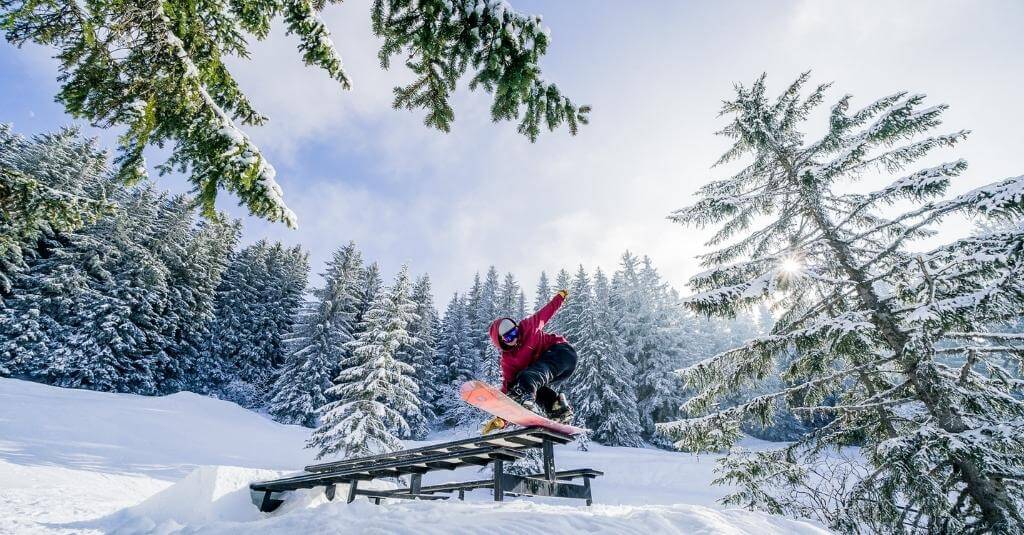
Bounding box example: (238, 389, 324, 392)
(508, 384, 543, 414)
(547, 393, 574, 425)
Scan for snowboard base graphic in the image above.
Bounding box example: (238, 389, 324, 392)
(459, 380, 586, 436)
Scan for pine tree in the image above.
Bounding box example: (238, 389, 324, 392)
(355, 262, 382, 330)
(148, 195, 239, 393)
(560, 266, 595, 383)
(308, 265, 420, 459)
(572, 267, 642, 446)
(269, 242, 363, 427)
(498, 272, 520, 318)
(0, 157, 241, 393)
(464, 272, 484, 380)
(402, 274, 439, 438)
(208, 240, 308, 407)
(2, 0, 586, 225)
(662, 73, 1024, 533)
(549, 269, 571, 334)
(476, 266, 501, 382)
(612, 252, 683, 438)
(173, 216, 241, 393)
(0, 225, 103, 382)
(2, 185, 169, 393)
(0, 124, 112, 302)
(435, 293, 477, 426)
(534, 271, 551, 309)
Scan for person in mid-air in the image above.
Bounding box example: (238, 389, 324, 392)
(482, 289, 577, 434)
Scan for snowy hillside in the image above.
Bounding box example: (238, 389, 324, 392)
(0, 378, 829, 534)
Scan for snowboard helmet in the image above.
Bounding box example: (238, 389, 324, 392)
(489, 317, 519, 349)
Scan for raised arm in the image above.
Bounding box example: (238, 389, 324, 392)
(520, 290, 567, 333)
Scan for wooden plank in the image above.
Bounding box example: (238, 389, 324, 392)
(415, 468, 602, 495)
(303, 427, 569, 473)
(355, 490, 449, 501)
(424, 460, 459, 470)
(502, 436, 545, 447)
(252, 447, 526, 492)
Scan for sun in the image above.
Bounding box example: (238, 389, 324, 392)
(780, 257, 803, 275)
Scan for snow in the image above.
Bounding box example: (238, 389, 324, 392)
(0, 378, 831, 534)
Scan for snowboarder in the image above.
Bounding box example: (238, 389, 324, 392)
(481, 290, 578, 434)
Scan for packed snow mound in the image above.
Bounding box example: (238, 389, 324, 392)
(86, 465, 829, 535)
(0, 378, 832, 534)
(257, 501, 829, 535)
(100, 466, 282, 532)
(0, 377, 314, 479)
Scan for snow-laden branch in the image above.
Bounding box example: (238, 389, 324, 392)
(944, 332, 1024, 341)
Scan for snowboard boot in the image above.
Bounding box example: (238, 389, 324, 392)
(547, 393, 574, 424)
(508, 384, 542, 415)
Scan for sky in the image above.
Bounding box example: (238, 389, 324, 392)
(2, 0, 1023, 304)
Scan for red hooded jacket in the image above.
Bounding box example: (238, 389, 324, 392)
(488, 293, 567, 393)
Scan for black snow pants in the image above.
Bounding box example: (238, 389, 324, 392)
(511, 343, 578, 411)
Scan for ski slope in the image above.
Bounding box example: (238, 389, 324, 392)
(0, 378, 830, 534)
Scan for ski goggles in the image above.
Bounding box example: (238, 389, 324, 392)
(498, 318, 518, 343)
(501, 326, 519, 343)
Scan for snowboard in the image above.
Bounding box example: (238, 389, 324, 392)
(459, 380, 587, 436)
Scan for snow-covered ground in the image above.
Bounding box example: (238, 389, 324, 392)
(0, 378, 830, 534)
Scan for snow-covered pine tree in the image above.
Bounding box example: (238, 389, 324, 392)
(535, 271, 551, 309)
(308, 265, 421, 459)
(171, 215, 241, 393)
(355, 262, 382, 331)
(0, 168, 239, 393)
(498, 272, 521, 318)
(463, 272, 485, 378)
(476, 266, 502, 382)
(662, 73, 1024, 534)
(269, 242, 364, 427)
(0, 213, 116, 382)
(208, 240, 308, 407)
(148, 194, 219, 393)
(560, 265, 594, 386)
(516, 290, 527, 319)
(41, 184, 168, 394)
(436, 291, 483, 424)
(402, 274, 440, 438)
(548, 269, 572, 334)
(962, 218, 1024, 379)
(2, 0, 585, 224)
(572, 267, 643, 446)
(0, 124, 111, 301)
(611, 252, 683, 438)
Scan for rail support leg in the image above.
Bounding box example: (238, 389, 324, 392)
(458, 489, 465, 501)
(347, 480, 358, 504)
(542, 438, 556, 482)
(584, 477, 593, 506)
(410, 473, 422, 496)
(325, 484, 336, 501)
(259, 490, 275, 512)
(493, 460, 504, 502)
